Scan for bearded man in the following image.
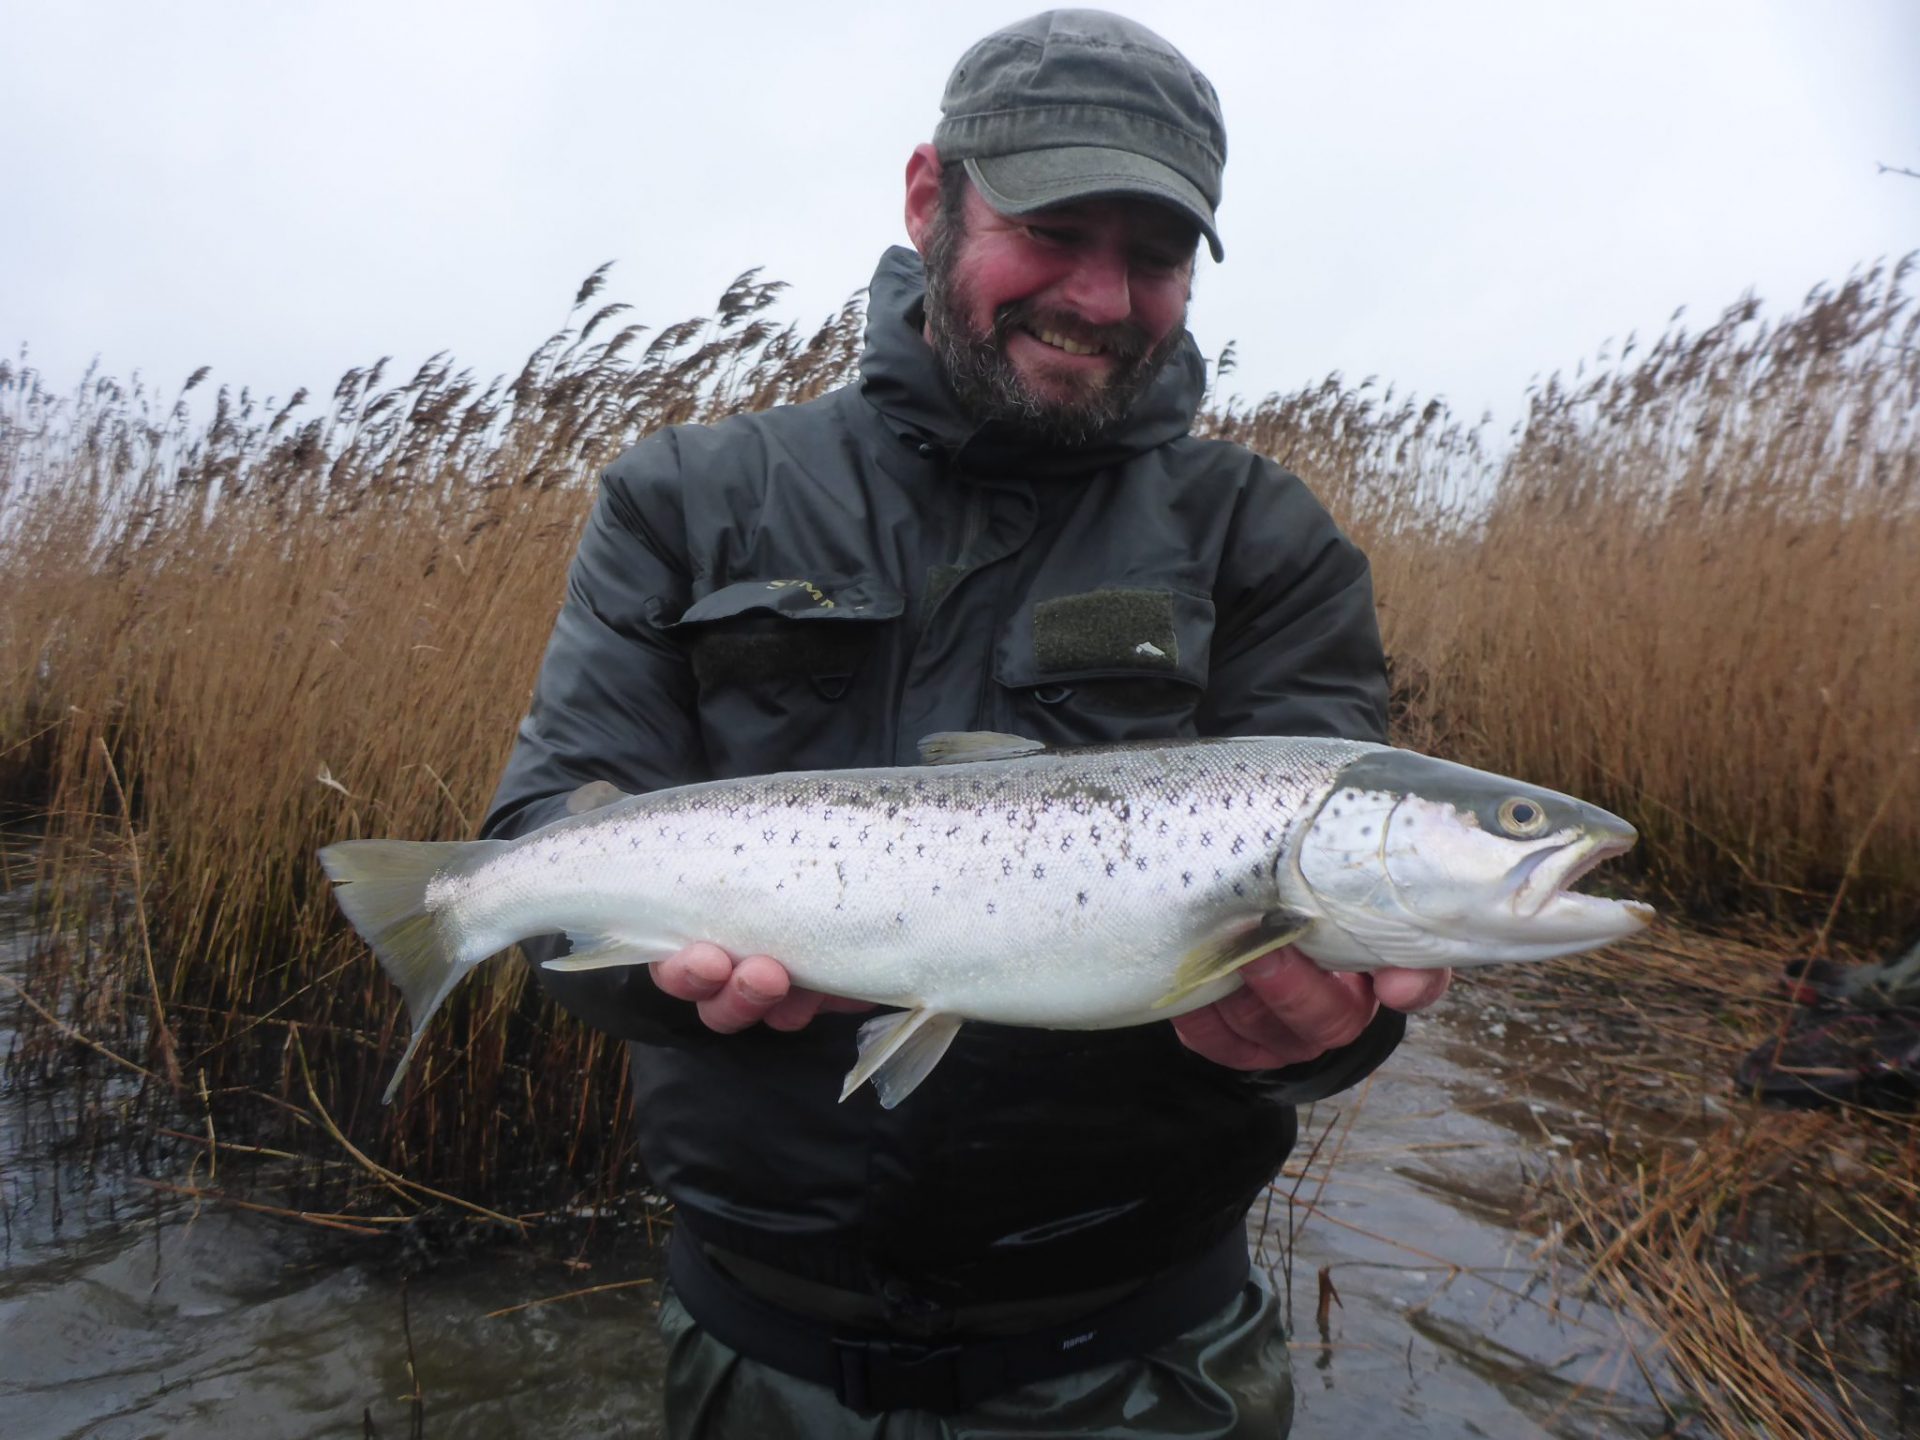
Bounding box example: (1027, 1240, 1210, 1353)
(484, 10, 1449, 1437)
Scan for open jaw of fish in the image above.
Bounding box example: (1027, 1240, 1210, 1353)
(318, 732, 1654, 1109)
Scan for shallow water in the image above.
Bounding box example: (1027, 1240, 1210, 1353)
(3, 864, 1717, 1439)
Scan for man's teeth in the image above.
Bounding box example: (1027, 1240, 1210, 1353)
(1030, 327, 1104, 357)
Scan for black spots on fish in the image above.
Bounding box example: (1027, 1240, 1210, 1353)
(1232, 882, 1246, 898)
(733, 843, 745, 856)
(1059, 833, 1075, 853)
(790, 831, 802, 846)
(885, 804, 900, 820)
(1230, 836, 1246, 856)
(1135, 857, 1150, 871)
(1181, 871, 1193, 888)
(1328, 807, 1341, 820)
(986, 901, 997, 916)
(894, 912, 906, 926)
(762, 828, 776, 844)
(1187, 802, 1200, 817)
(629, 836, 641, 850)
(1076, 891, 1088, 908)
(1088, 824, 1103, 843)
(657, 825, 669, 840)
(930, 882, 942, 896)
(1220, 794, 1234, 811)
(1105, 860, 1117, 877)
(1001, 859, 1014, 878)
(944, 824, 961, 839)
(1114, 801, 1132, 821)
(1359, 825, 1372, 837)
(1155, 820, 1171, 838)
(858, 827, 872, 844)
(1263, 828, 1277, 844)
(1199, 833, 1213, 849)
(1032, 863, 1046, 880)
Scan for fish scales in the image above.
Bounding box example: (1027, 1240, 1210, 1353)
(320, 731, 1652, 1104)
(433, 736, 1365, 1029)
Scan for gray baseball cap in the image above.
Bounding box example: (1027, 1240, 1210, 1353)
(932, 10, 1227, 262)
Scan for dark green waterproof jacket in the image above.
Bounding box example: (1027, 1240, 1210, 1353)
(483, 247, 1401, 1316)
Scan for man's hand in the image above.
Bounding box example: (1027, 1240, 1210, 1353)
(1170, 946, 1451, 1071)
(651, 943, 874, 1033)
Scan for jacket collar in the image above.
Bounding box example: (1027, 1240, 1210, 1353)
(855, 246, 1204, 477)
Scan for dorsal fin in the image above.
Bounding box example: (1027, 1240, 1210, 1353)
(917, 731, 1048, 766)
(565, 779, 631, 815)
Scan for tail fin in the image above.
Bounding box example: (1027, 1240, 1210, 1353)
(317, 838, 506, 1103)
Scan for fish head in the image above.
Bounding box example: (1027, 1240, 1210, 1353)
(1286, 749, 1654, 970)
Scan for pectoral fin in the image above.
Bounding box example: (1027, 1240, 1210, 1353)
(840, 1007, 964, 1108)
(1153, 908, 1312, 1010)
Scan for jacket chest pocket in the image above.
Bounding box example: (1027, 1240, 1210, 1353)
(661, 577, 904, 776)
(994, 586, 1214, 744)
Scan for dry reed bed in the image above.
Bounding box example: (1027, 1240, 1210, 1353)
(1495, 930, 1918, 1439)
(2, 257, 1917, 1424)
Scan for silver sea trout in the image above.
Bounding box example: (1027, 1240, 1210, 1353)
(319, 732, 1653, 1107)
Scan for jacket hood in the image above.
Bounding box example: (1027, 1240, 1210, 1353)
(856, 246, 1206, 476)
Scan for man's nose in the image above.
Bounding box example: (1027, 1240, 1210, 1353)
(1056, 245, 1132, 326)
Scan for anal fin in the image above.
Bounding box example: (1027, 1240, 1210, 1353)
(840, 1007, 964, 1108)
(1153, 908, 1312, 1010)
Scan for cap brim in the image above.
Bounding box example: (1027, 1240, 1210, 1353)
(965, 150, 1223, 262)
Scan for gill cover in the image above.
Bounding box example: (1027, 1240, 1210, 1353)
(1287, 749, 1651, 971)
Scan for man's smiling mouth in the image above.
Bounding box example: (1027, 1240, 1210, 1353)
(1025, 326, 1106, 357)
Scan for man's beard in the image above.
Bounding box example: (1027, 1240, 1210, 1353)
(922, 240, 1188, 449)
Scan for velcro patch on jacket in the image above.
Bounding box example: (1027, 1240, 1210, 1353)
(1033, 589, 1180, 673)
(689, 626, 873, 688)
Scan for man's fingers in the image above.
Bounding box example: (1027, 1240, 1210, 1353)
(762, 986, 827, 1032)
(650, 941, 735, 1002)
(1235, 949, 1375, 1054)
(697, 953, 791, 1034)
(816, 995, 880, 1015)
(1373, 966, 1453, 1012)
(1171, 1003, 1273, 1070)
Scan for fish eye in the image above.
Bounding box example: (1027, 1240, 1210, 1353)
(1497, 797, 1550, 837)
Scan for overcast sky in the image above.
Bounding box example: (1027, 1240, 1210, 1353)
(5, 1, 1916, 435)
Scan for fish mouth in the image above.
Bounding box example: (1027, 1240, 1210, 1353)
(1510, 831, 1653, 933)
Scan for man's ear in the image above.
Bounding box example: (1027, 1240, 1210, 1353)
(903, 143, 944, 256)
